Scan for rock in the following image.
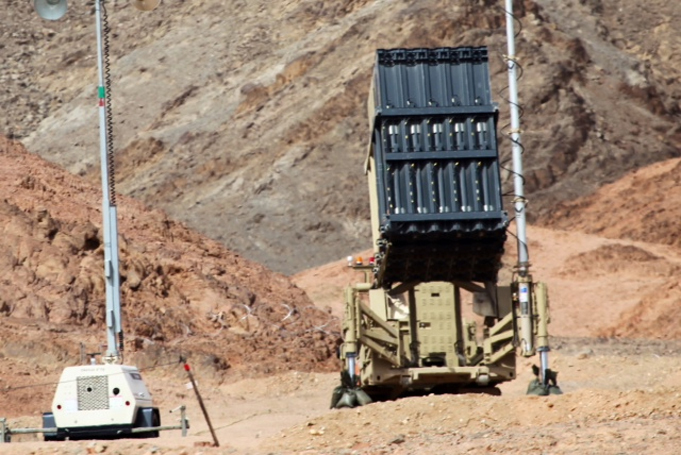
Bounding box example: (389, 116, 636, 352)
(577, 349, 594, 360)
(86, 442, 106, 454)
(389, 435, 405, 445)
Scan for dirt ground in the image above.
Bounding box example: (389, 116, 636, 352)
(3, 337, 681, 455)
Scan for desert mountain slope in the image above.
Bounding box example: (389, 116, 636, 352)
(538, 156, 681, 339)
(2, 0, 680, 274)
(539, 157, 681, 247)
(0, 135, 339, 409)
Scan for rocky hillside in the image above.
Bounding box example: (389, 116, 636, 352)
(2, 0, 681, 274)
(537, 156, 681, 339)
(0, 135, 338, 386)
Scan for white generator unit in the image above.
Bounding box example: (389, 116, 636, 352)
(43, 365, 159, 440)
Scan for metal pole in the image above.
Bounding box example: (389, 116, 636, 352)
(181, 406, 188, 437)
(344, 287, 358, 381)
(1, 418, 7, 443)
(504, 0, 529, 275)
(184, 363, 219, 447)
(95, 0, 122, 363)
(504, 0, 551, 381)
(347, 353, 356, 382)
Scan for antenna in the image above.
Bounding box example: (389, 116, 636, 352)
(34, 0, 68, 21)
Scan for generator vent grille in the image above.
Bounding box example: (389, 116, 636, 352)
(77, 375, 110, 411)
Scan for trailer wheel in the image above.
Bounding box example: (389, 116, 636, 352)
(149, 409, 160, 438)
